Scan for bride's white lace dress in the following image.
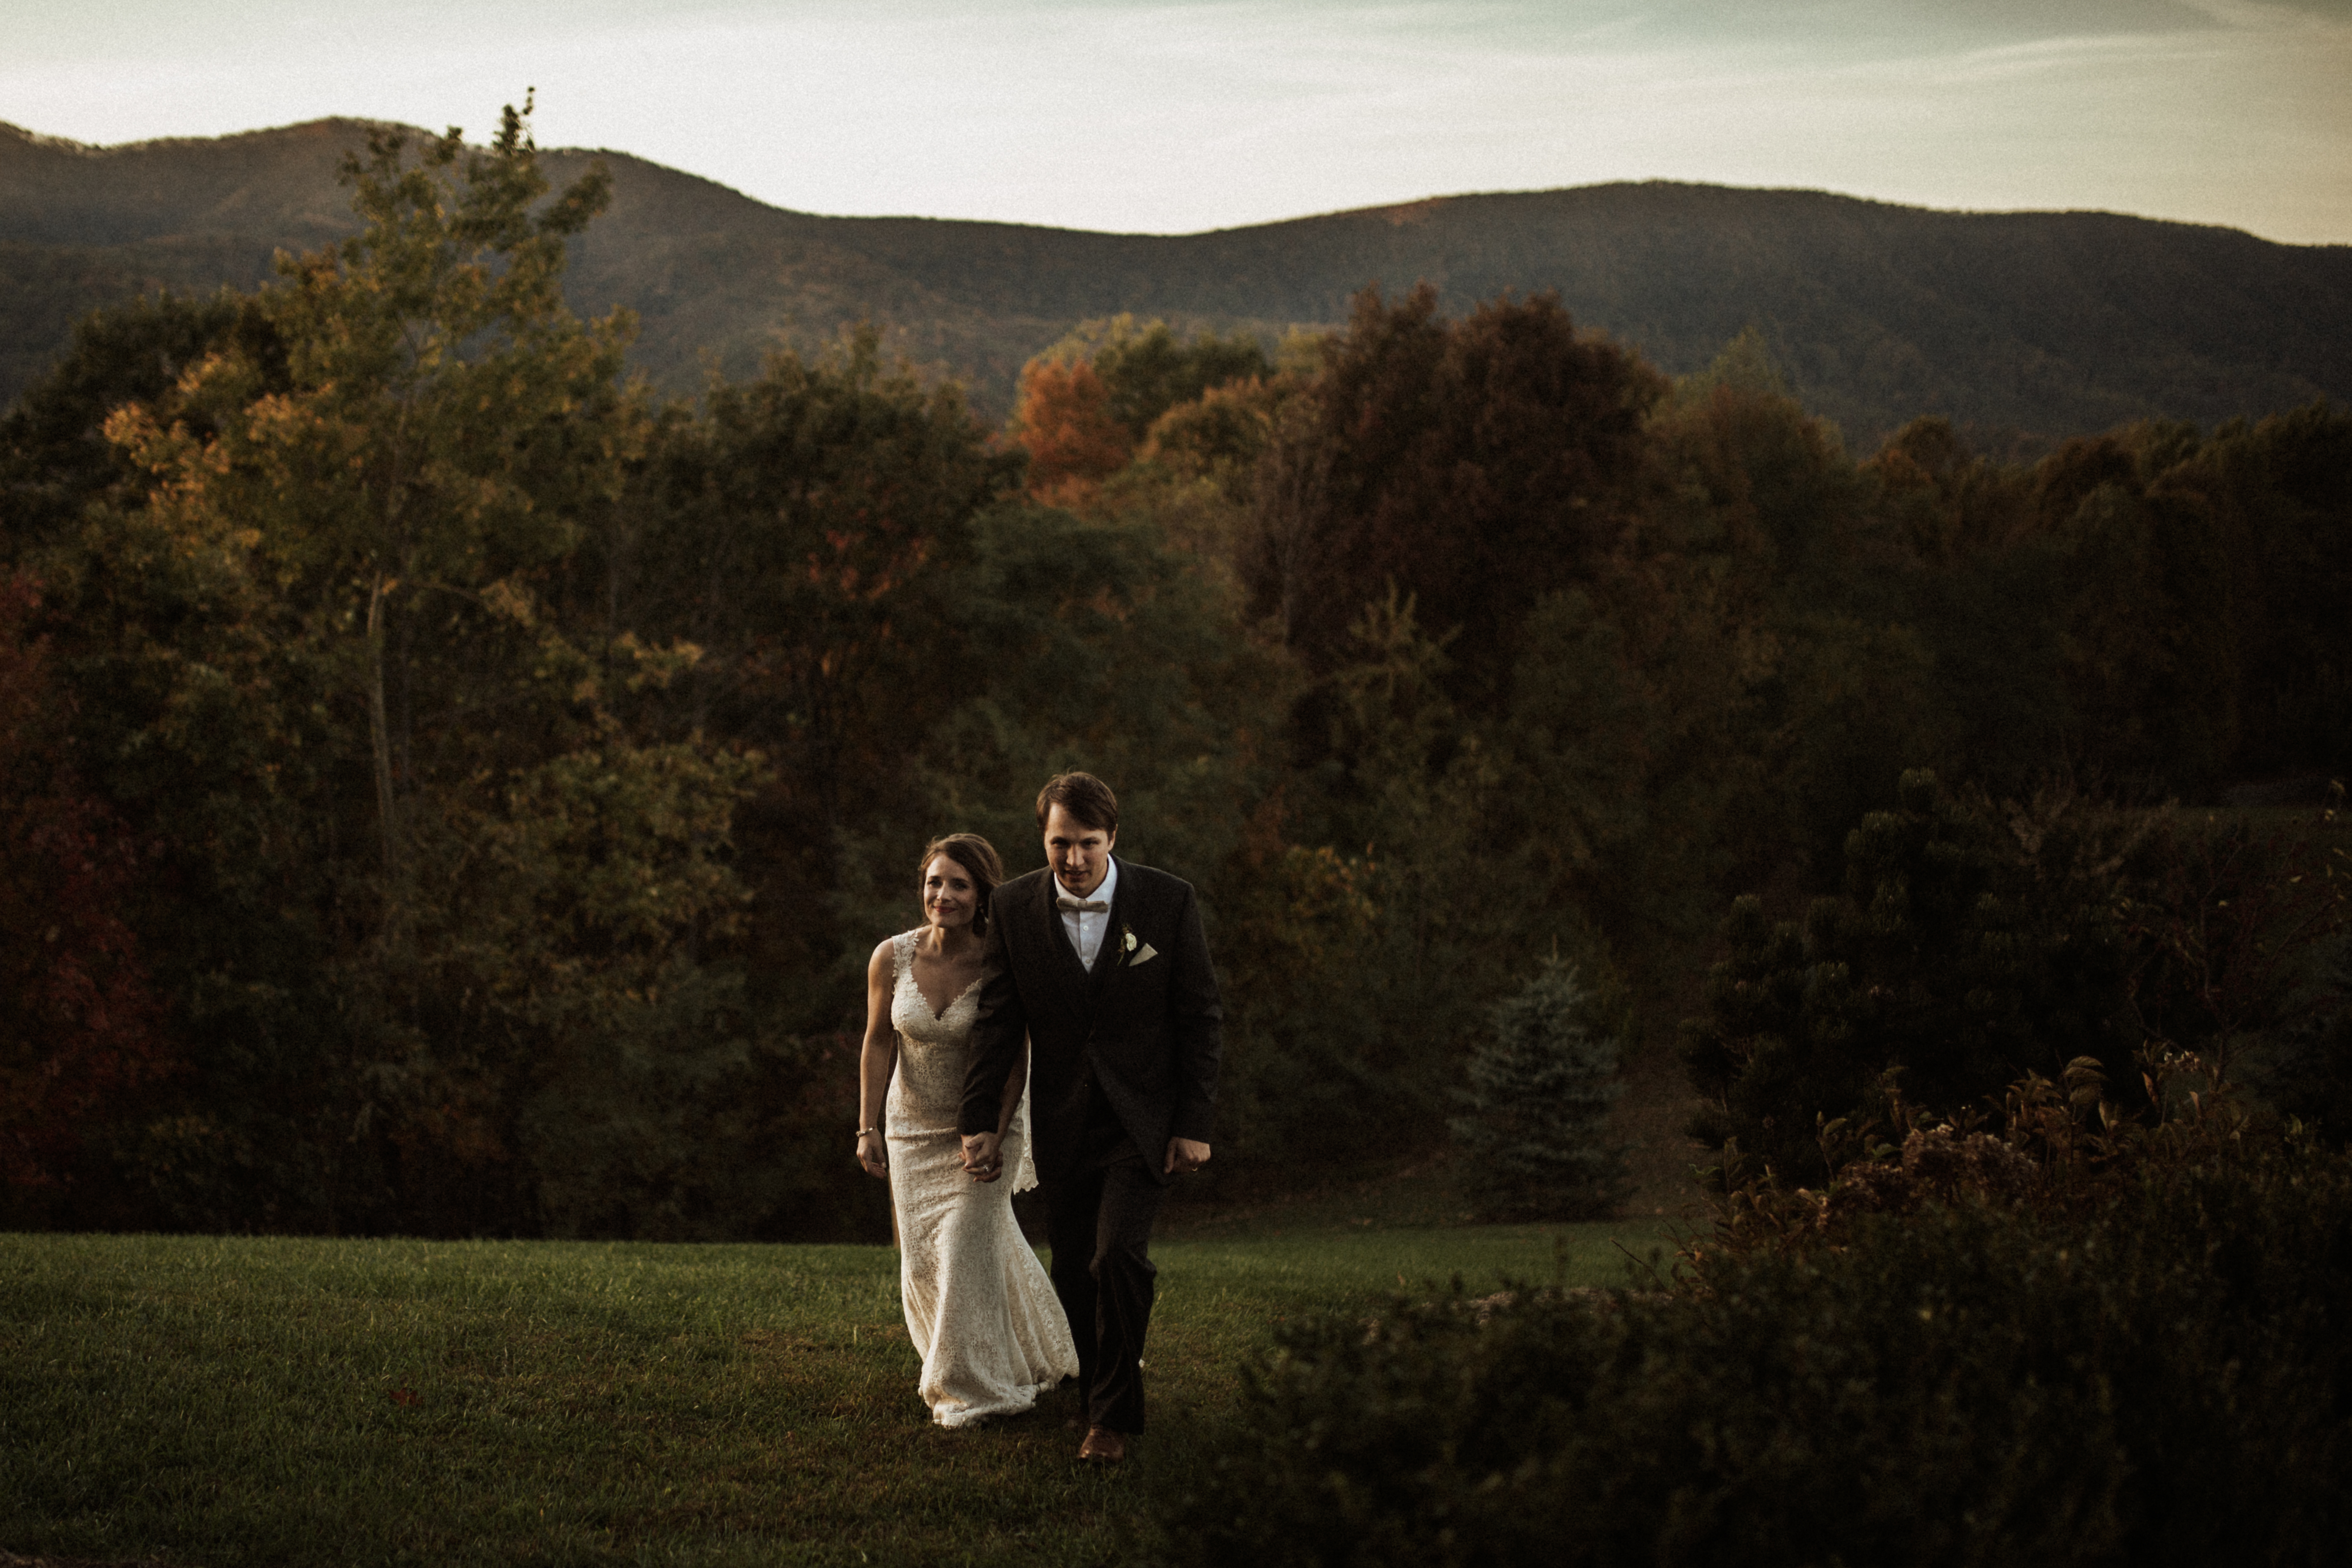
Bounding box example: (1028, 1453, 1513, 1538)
(886, 930, 1078, 1426)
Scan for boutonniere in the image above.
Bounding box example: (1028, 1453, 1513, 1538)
(1122, 924, 1158, 967)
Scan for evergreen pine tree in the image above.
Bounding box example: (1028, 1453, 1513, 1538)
(1451, 959, 1629, 1220)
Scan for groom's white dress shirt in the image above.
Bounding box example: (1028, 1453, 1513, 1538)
(1057, 856, 1119, 972)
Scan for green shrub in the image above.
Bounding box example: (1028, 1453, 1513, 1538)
(1681, 770, 2152, 1187)
(1150, 1143, 2352, 1568)
(1683, 774, 2352, 1193)
(2251, 934, 2352, 1144)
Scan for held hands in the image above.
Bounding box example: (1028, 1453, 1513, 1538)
(1165, 1136, 1211, 1176)
(960, 1131, 1004, 1184)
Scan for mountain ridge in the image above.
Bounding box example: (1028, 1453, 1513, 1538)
(5, 117, 2347, 443)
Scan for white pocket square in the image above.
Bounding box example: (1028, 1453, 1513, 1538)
(1131, 942, 1158, 965)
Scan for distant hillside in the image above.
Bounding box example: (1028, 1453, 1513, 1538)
(5, 118, 2349, 445)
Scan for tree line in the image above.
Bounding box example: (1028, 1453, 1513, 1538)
(2, 109, 2345, 1237)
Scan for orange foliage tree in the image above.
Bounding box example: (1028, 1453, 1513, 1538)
(1011, 357, 1131, 506)
(0, 572, 166, 1193)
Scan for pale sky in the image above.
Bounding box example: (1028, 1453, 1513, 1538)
(5, 1, 2348, 242)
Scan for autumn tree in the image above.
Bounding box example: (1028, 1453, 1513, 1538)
(0, 571, 164, 1208)
(1011, 356, 1129, 504)
(1083, 316, 1270, 441)
(1012, 318, 1273, 509)
(1140, 374, 1289, 504)
(54, 101, 771, 1233)
(1247, 285, 1664, 705)
(601, 335, 1020, 1042)
(0, 291, 284, 564)
(2210, 404, 2352, 779)
(105, 105, 641, 885)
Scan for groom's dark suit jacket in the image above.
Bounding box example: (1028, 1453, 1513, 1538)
(958, 859, 1221, 1185)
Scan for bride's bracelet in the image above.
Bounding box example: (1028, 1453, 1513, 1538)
(855, 1126, 881, 1139)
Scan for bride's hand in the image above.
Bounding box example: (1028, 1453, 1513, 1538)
(961, 1130, 1003, 1183)
(856, 1131, 888, 1179)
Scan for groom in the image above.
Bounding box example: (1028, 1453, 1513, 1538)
(959, 771, 1221, 1464)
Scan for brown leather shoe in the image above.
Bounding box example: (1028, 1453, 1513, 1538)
(1076, 1426, 1128, 1464)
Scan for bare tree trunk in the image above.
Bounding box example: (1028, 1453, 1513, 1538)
(1254, 431, 1331, 646)
(367, 573, 399, 877)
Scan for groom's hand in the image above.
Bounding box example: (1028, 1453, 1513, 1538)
(961, 1131, 1004, 1183)
(1165, 1137, 1211, 1176)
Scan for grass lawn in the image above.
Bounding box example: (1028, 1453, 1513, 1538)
(0, 1220, 1672, 1567)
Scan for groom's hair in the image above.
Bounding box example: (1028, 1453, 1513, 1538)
(1035, 771, 1118, 835)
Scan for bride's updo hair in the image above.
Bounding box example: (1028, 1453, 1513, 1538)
(919, 833, 1004, 936)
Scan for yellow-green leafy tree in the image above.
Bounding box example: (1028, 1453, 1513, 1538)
(97, 104, 767, 1233)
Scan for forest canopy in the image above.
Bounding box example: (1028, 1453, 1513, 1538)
(3, 108, 2347, 1237)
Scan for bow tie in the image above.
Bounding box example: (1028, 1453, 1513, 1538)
(1057, 896, 1109, 913)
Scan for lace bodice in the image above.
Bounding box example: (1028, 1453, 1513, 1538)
(887, 931, 984, 1124)
(886, 931, 1034, 1190)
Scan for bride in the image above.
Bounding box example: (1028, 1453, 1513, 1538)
(856, 832, 1079, 1426)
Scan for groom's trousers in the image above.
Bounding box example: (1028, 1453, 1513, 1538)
(1041, 1085, 1164, 1433)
